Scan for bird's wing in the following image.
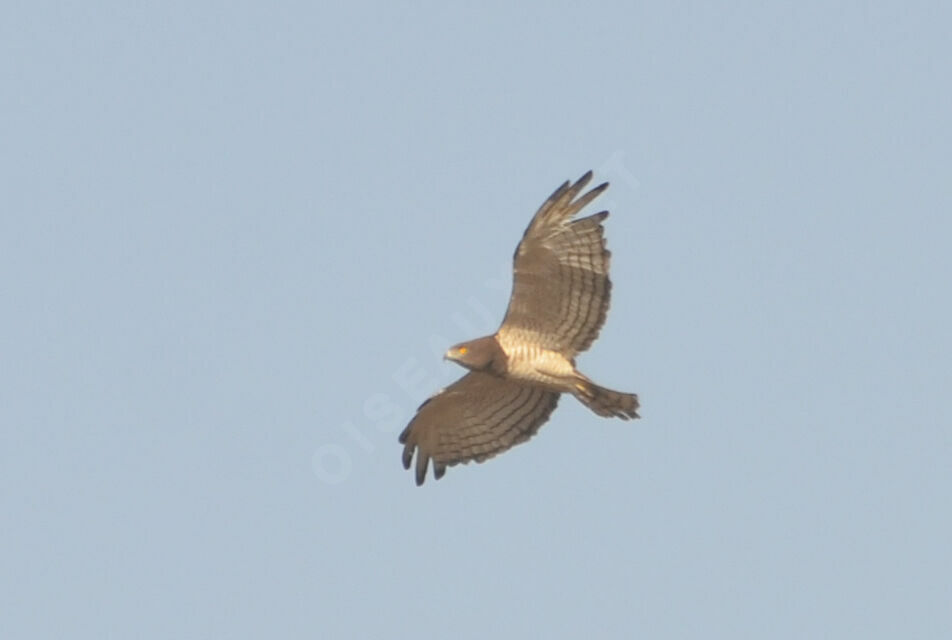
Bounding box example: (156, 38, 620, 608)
(398, 372, 559, 485)
(498, 171, 612, 357)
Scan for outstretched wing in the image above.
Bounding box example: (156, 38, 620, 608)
(398, 372, 559, 485)
(499, 171, 612, 357)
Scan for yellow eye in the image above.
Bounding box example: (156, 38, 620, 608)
(459, 347, 468, 355)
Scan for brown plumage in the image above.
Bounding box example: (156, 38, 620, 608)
(399, 171, 639, 485)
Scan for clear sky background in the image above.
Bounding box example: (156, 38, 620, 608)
(2, 2, 950, 638)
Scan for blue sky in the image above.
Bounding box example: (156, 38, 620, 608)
(2, 2, 950, 638)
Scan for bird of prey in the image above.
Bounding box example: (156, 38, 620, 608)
(399, 171, 639, 485)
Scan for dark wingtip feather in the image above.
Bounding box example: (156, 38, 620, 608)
(583, 182, 610, 204)
(549, 180, 571, 201)
(433, 462, 446, 480)
(415, 453, 429, 486)
(401, 443, 414, 470)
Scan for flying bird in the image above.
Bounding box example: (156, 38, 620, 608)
(399, 171, 639, 485)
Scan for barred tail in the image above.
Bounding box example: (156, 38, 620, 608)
(573, 379, 640, 420)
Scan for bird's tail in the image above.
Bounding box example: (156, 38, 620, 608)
(573, 378, 640, 420)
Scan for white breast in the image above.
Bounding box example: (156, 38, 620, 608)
(496, 329, 576, 389)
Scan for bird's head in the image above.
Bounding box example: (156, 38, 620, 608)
(444, 336, 501, 372)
